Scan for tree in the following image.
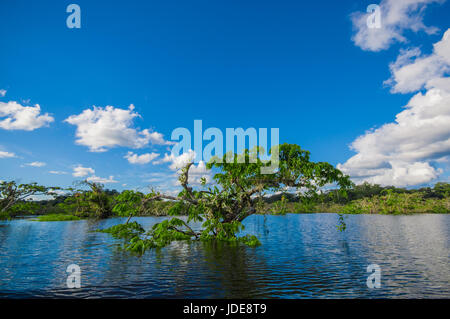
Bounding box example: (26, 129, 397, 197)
(0, 181, 58, 218)
(101, 144, 352, 254)
(112, 190, 145, 223)
(77, 180, 114, 219)
(433, 182, 450, 198)
(56, 187, 90, 217)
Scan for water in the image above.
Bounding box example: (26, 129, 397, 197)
(0, 213, 449, 298)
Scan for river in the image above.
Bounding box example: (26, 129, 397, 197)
(0, 213, 449, 298)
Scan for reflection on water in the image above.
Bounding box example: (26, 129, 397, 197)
(0, 214, 449, 298)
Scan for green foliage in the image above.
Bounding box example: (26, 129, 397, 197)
(339, 191, 449, 214)
(0, 181, 59, 219)
(109, 219, 262, 255)
(261, 182, 450, 215)
(35, 214, 81, 221)
(336, 214, 346, 232)
(57, 192, 90, 217)
(239, 234, 261, 247)
(123, 237, 155, 255)
(145, 218, 193, 246)
(270, 195, 288, 215)
(0, 210, 11, 220)
(293, 199, 316, 214)
(53, 181, 115, 219)
(7, 201, 40, 216)
(167, 201, 187, 216)
(98, 221, 145, 239)
(112, 190, 144, 217)
(340, 202, 363, 214)
(2, 182, 121, 219)
(81, 181, 114, 218)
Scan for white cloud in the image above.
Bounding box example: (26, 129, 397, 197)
(0, 89, 6, 97)
(71, 165, 118, 184)
(351, 0, 443, 51)
(0, 101, 54, 131)
(0, 151, 16, 158)
(339, 29, 450, 187)
(124, 151, 159, 164)
(64, 104, 170, 152)
(49, 170, 68, 175)
(86, 175, 118, 184)
(147, 131, 174, 145)
(72, 165, 95, 177)
(25, 161, 46, 167)
(385, 31, 450, 93)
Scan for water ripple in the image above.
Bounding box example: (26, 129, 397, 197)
(0, 214, 449, 298)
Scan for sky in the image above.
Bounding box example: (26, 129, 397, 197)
(0, 0, 449, 194)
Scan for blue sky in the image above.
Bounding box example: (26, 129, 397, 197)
(1, 0, 449, 192)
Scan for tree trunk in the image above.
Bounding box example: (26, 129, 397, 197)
(125, 213, 133, 224)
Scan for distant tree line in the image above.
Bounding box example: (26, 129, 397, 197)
(264, 182, 450, 204)
(262, 182, 450, 215)
(0, 180, 177, 219)
(1, 179, 449, 220)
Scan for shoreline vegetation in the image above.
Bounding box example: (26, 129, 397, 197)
(1, 144, 449, 254)
(261, 182, 450, 215)
(34, 214, 81, 221)
(2, 181, 449, 222)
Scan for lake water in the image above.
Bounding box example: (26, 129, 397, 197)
(0, 213, 449, 298)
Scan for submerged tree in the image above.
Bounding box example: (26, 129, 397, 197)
(73, 180, 114, 219)
(100, 144, 352, 254)
(55, 182, 118, 218)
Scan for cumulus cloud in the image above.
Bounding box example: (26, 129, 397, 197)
(124, 151, 159, 164)
(0, 151, 16, 158)
(0, 89, 6, 97)
(86, 175, 118, 184)
(25, 161, 46, 167)
(0, 101, 54, 131)
(72, 165, 95, 177)
(384, 31, 450, 92)
(64, 104, 170, 152)
(146, 131, 174, 145)
(339, 29, 450, 187)
(351, 0, 443, 51)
